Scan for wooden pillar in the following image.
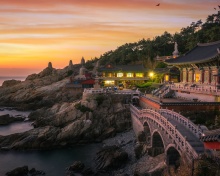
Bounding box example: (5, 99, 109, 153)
(186, 69, 189, 82)
(209, 68, 212, 84)
(180, 69, 183, 82)
(191, 70, 194, 83)
(217, 68, 220, 86)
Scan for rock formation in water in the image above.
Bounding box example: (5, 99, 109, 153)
(0, 61, 81, 110)
(0, 114, 25, 125)
(0, 93, 131, 149)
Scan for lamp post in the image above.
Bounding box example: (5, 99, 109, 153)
(149, 72, 154, 82)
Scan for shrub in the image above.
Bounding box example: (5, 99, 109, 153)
(95, 95, 105, 106)
(74, 103, 92, 112)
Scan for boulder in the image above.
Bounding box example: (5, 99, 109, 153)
(0, 114, 24, 125)
(2, 80, 21, 87)
(68, 161, 85, 172)
(95, 145, 128, 171)
(6, 166, 28, 176)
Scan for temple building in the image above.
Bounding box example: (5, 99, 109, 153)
(98, 64, 149, 88)
(163, 40, 220, 102)
(165, 40, 220, 87)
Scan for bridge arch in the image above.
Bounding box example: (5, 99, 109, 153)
(166, 146, 181, 167)
(143, 120, 151, 144)
(150, 130, 165, 156)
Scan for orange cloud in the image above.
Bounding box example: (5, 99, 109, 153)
(0, 0, 219, 76)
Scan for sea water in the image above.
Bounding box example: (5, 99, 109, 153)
(0, 108, 33, 136)
(0, 144, 101, 176)
(0, 109, 102, 176)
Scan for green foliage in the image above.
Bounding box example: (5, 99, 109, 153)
(67, 70, 73, 76)
(155, 62, 167, 68)
(85, 57, 99, 70)
(74, 103, 92, 112)
(135, 82, 153, 88)
(95, 95, 105, 106)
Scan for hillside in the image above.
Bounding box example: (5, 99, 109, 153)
(85, 10, 220, 69)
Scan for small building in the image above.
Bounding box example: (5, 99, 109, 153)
(67, 57, 96, 89)
(98, 64, 149, 88)
(200, 129, 220, 157)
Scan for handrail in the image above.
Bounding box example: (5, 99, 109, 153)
(170, 84, 220, 96)
(159, 108, 203, 138)
(130, 104, 200, 159)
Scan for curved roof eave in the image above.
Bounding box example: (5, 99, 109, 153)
(166, 54, 220, 65)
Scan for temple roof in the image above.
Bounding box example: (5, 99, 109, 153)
(99, 64, 148, 72)
(165, 40, 220, 65)
(200, 128, 220, 142)
(153, 67, 180, 75)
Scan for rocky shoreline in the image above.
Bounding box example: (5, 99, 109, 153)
(0, 63, 166, 175)
(64, 130, 166, 176)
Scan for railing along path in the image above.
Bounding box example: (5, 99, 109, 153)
(170, 84, 220, 96)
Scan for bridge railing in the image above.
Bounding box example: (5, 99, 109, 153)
(159, 108, 203, 138)
(130, 105, 199, 159)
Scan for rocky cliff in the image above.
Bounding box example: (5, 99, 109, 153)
(0, 63, 81, 110)
(0, 93, 131, 150)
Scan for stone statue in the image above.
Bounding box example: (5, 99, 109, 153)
(172, 42, 179, 58)
(48, 62, 52, 69)
(68, 60, 73, 70)
(81, 57, 85, 65)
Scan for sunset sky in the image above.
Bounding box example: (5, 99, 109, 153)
(0, 0, 219, 76)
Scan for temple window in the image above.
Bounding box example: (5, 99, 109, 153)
(165, 75, 169, 81)
(107, 73, 112, 77)
(105, 80, 115, 85)
(136, 73, 143, 77)
(117, 73, 123, 77)
(127, 73, 134, 77)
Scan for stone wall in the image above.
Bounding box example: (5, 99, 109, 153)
(131, 114, 144, 137)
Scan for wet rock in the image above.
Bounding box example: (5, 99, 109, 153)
(134, 153, 166, 176)
(96, 145, 128, 171)
(29, 168, 45, 176)
(81, 167, 94, 175)
(6, 166, 28, 176)
(68, 161, 85, 172)
(0, 114, 24, 125)
(0, 126, 61, 150)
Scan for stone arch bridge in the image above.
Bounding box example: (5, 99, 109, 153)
(130, 104, 205, 165)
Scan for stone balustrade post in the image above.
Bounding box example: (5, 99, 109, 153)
(187, 118, 189, 129)
(174, 125, 177, 136)
(184, 136, 187, 150)
(196, 124, 200, 138)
